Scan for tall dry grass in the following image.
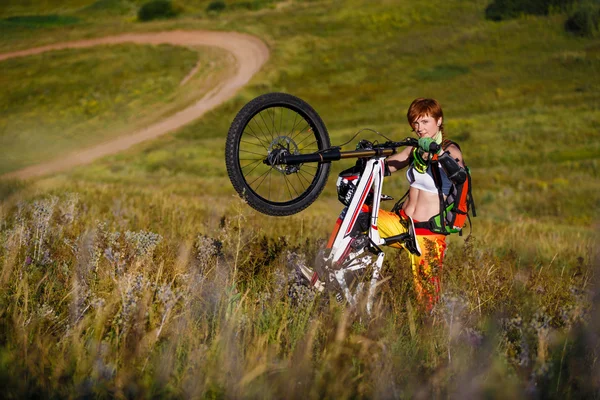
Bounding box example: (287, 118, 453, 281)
(0, 193, 597, 398)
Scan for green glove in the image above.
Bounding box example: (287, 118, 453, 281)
(418, 137, 434, 152)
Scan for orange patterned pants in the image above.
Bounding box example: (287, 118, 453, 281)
(377, 208, 447, 311)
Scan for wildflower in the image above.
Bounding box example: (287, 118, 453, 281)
(287, 255, 317, 310)
(272, 267, 289, 298)
(59, 193, 79, 224)
(31, 196, 58, 262)
(37, 303, 57, 321)
(195, 234, 221, 268)
(90, 297, 106, 310)
(157, 283, 178, 312)
(502, 315, 531, 367)
(118, 273, 148, 333)
(125, 230, 162, 259)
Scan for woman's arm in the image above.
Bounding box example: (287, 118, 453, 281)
(386, 146, 413, 173)
(438, 143, 468, 183)
(445, 143, 464, 167)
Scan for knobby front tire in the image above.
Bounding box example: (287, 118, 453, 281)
(225, 92, 331, 216)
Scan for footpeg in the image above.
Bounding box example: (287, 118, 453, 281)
(381, 217, 421, 256)
(403, 215, 421, 256)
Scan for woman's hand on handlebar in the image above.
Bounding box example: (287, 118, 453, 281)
(417, 137, 440, 153)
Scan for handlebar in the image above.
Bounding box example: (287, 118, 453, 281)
(379, 138, 440, 153)
(265, 137, 439, 166)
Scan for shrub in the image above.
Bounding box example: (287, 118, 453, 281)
(229, 0, 279, 11)
(485, 0, 576, 21)
(565, 1, 600, 37)
(137, 0, 179, 21)
(206, 1, 226, 12)
(230, 1, 259, 10)
(83, 0, 134, 16)
(3, 15, 80, 28)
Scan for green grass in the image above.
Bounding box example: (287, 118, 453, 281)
(0, 0, 96, 16)
(0, 0, 599, 397)
(0, 43, 230, 174)
(413, 63, 471, 81)
(0, 191, 596, 397)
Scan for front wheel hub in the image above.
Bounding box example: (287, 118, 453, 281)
(267, 136, 301, 174)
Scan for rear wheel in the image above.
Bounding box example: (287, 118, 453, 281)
(225, 92, 331, 216)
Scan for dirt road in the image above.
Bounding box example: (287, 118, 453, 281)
(0, 30, 270, 180)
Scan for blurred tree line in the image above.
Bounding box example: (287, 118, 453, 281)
(485, 0, 600, 37)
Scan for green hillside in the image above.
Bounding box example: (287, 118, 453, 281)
(0, 44, 232, 174)
(0, 0, 598, 398)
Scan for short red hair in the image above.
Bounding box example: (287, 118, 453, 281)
(407, 98, 444, 133)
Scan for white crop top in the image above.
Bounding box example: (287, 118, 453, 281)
(406, 164, 452, 195)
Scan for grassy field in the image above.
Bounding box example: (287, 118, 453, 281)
(0, 43, 230, 174)
(0, 0, 599, 398)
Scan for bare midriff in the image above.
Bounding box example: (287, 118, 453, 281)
(402, 186, 442, 222)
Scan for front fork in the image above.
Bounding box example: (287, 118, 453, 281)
(322, 158, 388, 312)
(331, 249, 385, 313)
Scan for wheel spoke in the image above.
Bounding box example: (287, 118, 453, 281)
(295, 134, 318, 148)
(283, 173, 299, 201)
(240, 148, 270, 157)
(287, 111, 301, 139)
(299, 164, 318, 169)
(241, 139, 269, 149)
(297, 168, 316, 185)
(241, 159, 264, 175)
(268, 169, 272, 201)
(290, 122, 311, 143)
(258, 110, 275, 143)
(269, 107, 277, 136)
(279, 107, 284, 139)
(247, 119, 272, 148)
(249, 167, 273, 191)
(242, 127, 270, 149)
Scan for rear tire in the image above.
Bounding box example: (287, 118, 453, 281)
(225, 92, 331, 216)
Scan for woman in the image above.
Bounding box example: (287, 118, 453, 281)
(297, 98, 466, 311)
(381, 98, 465, 311)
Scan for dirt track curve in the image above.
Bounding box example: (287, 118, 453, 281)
(0, 31, 270, 180)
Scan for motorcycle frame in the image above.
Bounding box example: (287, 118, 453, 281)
(266, 139, 419, 314)
(324, 157, 391, 313)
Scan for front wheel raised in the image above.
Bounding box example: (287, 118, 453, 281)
(225, 93, 331, 216)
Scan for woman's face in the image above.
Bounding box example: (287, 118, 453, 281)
(411, 114, 441, 138)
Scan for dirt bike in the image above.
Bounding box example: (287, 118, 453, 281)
(225, 92, 433, 313)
